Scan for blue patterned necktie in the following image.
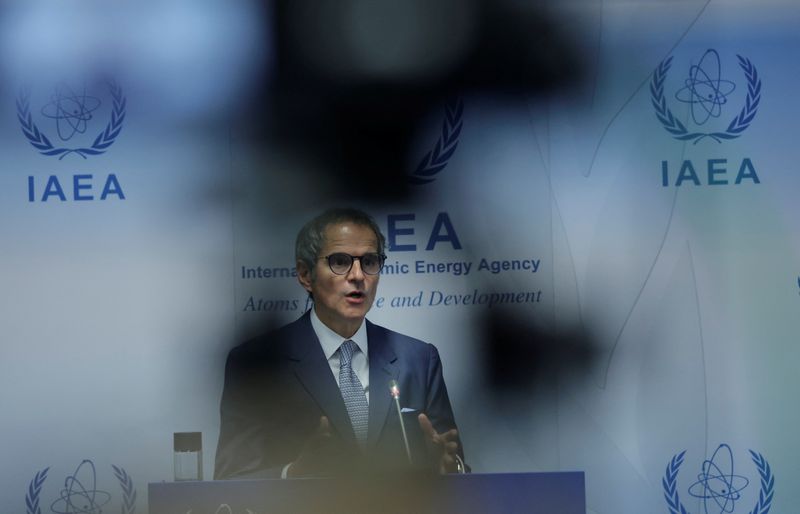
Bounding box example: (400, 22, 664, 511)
(338, 339, 369, 446)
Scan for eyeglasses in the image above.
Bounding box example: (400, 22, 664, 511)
(322, 252, 386, 275)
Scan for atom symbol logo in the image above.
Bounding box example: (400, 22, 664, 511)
(17, 79, 126, 159)
(662, 445, 775, 514)
(24, 461, 137, 514)
(50, 460, 111, 514)
(40, 83, 103, 142)
(650, 49, 761, 144)
(675, 49, 737, 126)
(687, 444, 749, 514)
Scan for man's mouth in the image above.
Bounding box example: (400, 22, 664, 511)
(346, 291, 365, 300)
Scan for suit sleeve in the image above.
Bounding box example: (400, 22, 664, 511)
(423, 344, 466, 463)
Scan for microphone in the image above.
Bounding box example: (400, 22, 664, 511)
(389, 380, 412, 464)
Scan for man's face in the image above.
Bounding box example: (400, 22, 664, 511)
(299, 222, 380, 338)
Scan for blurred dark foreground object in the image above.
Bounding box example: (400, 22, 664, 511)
(240, 0, 584, 202)
(480, 311, 599, 393)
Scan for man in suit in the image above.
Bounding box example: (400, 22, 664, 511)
(214, 208, 464, 479)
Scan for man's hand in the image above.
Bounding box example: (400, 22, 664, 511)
(418, 413, 460, 474)
(287, 416, 338, 477)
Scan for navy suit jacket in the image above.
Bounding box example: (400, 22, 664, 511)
(214, 311, 462, 479)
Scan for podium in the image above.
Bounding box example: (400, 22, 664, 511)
(149, 471, 585, 514)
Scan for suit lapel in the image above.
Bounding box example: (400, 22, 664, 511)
(366, 321, 398, 448)
(285, 313, 355, 443)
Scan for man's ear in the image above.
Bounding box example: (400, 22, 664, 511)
(297, 261, 313, 293)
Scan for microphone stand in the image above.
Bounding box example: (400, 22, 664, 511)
(389, 380, 412, 464)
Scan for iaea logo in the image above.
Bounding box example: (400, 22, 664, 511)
(17, 80, 126, 159)
(25, 460, 137, 514)
(662, 444, 774, 514)
(651, 50, 761, 144)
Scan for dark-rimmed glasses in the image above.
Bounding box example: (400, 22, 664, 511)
(322, 252, 386, 275)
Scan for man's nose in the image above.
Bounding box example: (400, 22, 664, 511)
(347, 259, 365, 280)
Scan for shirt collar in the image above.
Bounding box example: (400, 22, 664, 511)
(309, 307, 369, 360)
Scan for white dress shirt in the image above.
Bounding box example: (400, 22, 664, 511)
(310, 307, 370, 402)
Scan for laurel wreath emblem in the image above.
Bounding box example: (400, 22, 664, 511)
(408, 98, 463, 185)
(662, 450, 774, 514)
(651, 54, 761, 144)
(25, 464, 137, 514)
(17, 81, 126, 159)
(113, 465, 138, 514)
(24, 468, 48, 514)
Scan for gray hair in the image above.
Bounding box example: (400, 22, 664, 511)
(295, 208, 386, 278)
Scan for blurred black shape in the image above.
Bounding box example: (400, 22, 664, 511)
(480, 311, 599, 393)
(237, 0, 585, 202)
